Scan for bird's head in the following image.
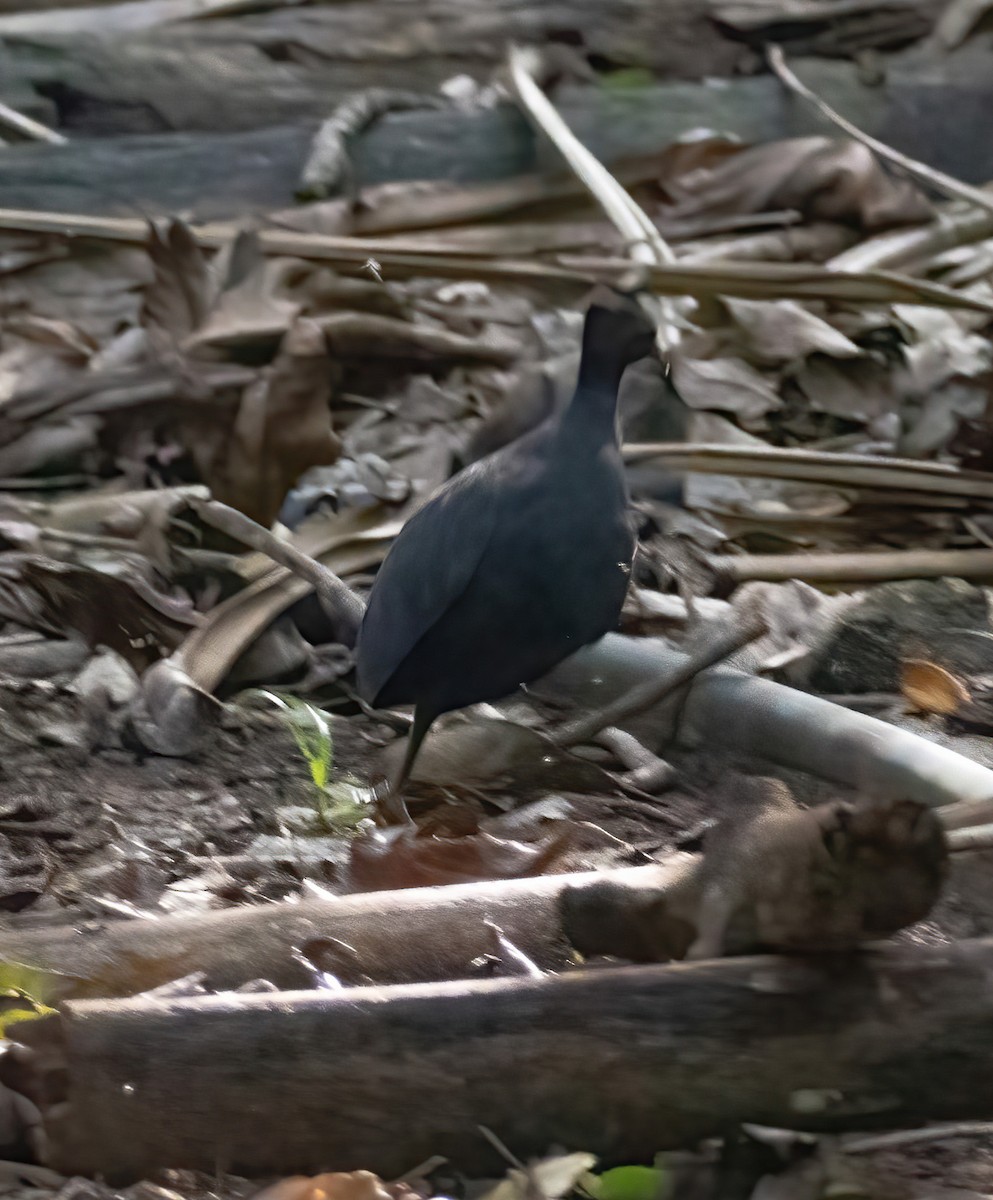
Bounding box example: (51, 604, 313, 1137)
(582, 285, 658, 371)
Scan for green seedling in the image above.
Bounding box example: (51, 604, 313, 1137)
(0, 961, 58, 1038)
(257, 691, 369, 833)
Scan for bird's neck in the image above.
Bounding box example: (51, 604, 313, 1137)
(560, 359, 626, 447)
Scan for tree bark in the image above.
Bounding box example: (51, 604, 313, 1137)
(10, 937, 993, 1181)
(0, 864, 677, 1002)
(2, 56, 993, 218)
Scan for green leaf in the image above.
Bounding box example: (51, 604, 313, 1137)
(588, 1166, 667, 1200)
(599, 68, 655, 90)
(0, 964, 59, 1038)
(0, 999, 55, 1038)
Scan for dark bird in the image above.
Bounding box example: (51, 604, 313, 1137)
(355, 287, 657, 820)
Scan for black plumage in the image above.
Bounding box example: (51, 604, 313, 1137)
(355, 287, 657, 819)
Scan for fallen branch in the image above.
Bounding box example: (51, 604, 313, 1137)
(12, 936, 993, 1180)
(0, 209, 988, 311)
(947, 824, 993, 852)
(0, 865, 661, 1001)
(623, 442, 993, 503)
(188, 497, 365, 641)
(714, 548, 993, 585)
(0, 774, 948, 1000)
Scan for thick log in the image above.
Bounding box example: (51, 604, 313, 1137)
(1, 1, 745, 93)
(10, 937, 993, 1180)
(0, 780, 954, 1001)
(2, 57, 993, 217)
(0, 865, 671, 1001)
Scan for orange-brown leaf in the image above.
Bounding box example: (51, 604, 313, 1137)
(900, 658, 970, 715)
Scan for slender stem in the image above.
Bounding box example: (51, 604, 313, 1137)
(188, 497, 365, 642)
(552, 614, 767, 747)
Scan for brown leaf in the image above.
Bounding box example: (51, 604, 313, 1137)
(12, 555, 198, 668)
(900, 658, 970, 715)
(192, 318, 342, 526)
(346, 824, 571, 892)
(184, 242, 301, 359)
(723, 297, 860, 366)
(791, 354, 898, 421)
(661, 136, 934, 232)
(253, 1172, 419, 1200)
(3, 315, 98, 363)
(670, 351, 782, 427)
(142, 220, 213, 348)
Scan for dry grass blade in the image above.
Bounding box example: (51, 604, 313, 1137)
(624, 441, 993, 501)
(0, 100, 66, 145)
(828, 200, 993, 273)
(504, 44, 679, 348)
(0, 209, 983, 310)
(580, 258, 993, 313)
(768, 45, 993, 218)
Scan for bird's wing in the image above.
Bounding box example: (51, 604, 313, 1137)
(355, 459, 507, 704)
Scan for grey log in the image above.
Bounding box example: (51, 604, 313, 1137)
(2, 56, 993, 217)
(14, 937, 993, 1180)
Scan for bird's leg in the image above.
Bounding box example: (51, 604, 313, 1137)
(379, 706, 435, 826)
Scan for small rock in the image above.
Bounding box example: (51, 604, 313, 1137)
(804, 578, 993, 693)
(72, 647, 140, 707)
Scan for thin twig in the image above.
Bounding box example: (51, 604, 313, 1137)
(552, 614, 768, 748)
(478, 1126, 528, 1172)
(0, 100, 66, 145)
(768, 45, 993, 218)
(846, 1122, 993, 1154)
(187, 497, 365, 635)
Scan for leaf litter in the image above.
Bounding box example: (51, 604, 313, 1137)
(2, 19, 993, 1200)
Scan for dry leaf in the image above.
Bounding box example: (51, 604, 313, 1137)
(791, 354, 899, 422)
(661, 136, 934, 231)
(478, 1153, 599, 1200)
(192, 318, 341, 526)
(0, 553, 197, 669)
(346, 823, 572, 891)
(142, 220, 213, 349)
(670, 351, 782, 427)
(185, 247, 301, 357)
(901, 658, 970, 715)
(253, 1171, 419, 1200)
(723, 297, 860, 366)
